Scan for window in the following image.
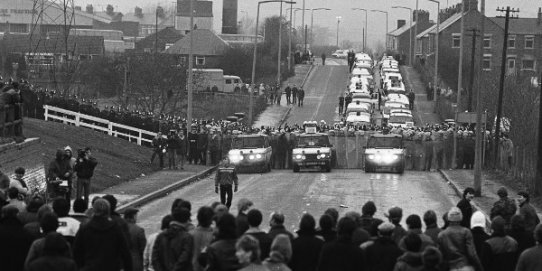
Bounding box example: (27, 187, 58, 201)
(144, 48, 152, 53)
(507, 57, 516, 69)
(525, 36, 534, 49)
(482, 54, 491, 71)
(483, 36, 491, 49)
(196, 56, 205, 66)
(522, 59, 535, 70)
(452, 34, 461, 48)
(508, 35, 516, 49)
(179, 56, 187, 65)
(225, 79, 232, 84)
(417, 41, 422, 54)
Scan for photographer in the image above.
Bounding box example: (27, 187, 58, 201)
(74, 147, 98, 206)
(47, 149, 73, 201)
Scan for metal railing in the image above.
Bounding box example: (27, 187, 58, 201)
(43, 105, 157, 146)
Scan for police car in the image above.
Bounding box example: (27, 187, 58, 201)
(292, 121, 335, 172)
(364, 134, 406, 173)
(228, 134, 272, 173)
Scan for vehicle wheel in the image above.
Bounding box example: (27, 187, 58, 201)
(267, 163, 272, 172)
(234, 87, 241, 93)
(364, 165, 373, 173)
(293, 165, 300, 173)
(325, 164, 331, 172)
(397, 165, 405, 174)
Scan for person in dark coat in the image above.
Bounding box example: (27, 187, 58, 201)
(74, 147, 98, 206)
(244, 209, 272, 260)
(268, 211, 294, 241)
(422, 210, 440, 244)
(361, 222, 403, 271)
(0, 205, 35, 271)
(292, 85, 298, 104)
(289, 213, 324, 271)
(393, 233, 424, 271)
(360, 201, 384, 237)
(72, 199, 133, 271)
(17, 195, 44, 225)
(275, 133, 288, 169)
(151, 133, 166, 168)
(515, 224, 542, 271)
(103, 194, 131, 248)
(177, 131, 188, 170)
(124, 208, 147, 271)
(456, 187, 475, 229)
(285, 84, 292, 105)
(317, 216, 365, 271)
(507, 214, 536, 255)
(204, 213, 243, 271)
(197, 130, 208, 165)
(316, 214, 337, 243)
(188, 129, 199, 164)
(166, 131, 179, 169)
(387, 207, 407, 245)
(236, 198, 253, 237)
(481, 216, 518, 271)
(47, 149, 73, 200)
(152, 207, 194, 271)
(420, 246, 442, 271)
(517, 191, 540, 234)
(27, 232, 77, 271)
(297, 88, 305, 107)
(490, 187, 517, 226)
(470, 211, 490, 258)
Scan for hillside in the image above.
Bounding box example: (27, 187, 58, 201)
(24, 118, 155, 192)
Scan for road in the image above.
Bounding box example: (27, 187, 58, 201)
(137, 60, 460, 236)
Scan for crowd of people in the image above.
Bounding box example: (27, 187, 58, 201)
(0, 185, 541, 271)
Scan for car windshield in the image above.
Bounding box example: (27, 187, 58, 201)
(389, 115, 413, 123)
(232, 137, 265, 149)
(296, 135, 331, 148)
(367, 137, 402, 148)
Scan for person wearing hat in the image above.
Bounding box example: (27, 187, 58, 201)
(262, 234, 292, 271)
(26, 232, 77, 271)
(469, 211, 489, 258)
(386, 206, 407, 245)
(436, 207, 482, 271)
(151, 132, 166, 168)
(215, 158, 238, 209)
(361, 222, 403, 271)
(480, 216, 518, 271)
(124, 208, 146, 271)
(490, 187, 517, 226)
(517, 191, 540, 233)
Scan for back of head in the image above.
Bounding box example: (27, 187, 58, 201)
(171, 207, 191, 224)
(27, 196, 45, 213)
(362, 201, 377, 216)
(40, 212, 59, 233)
(237, 198, 253, 213)
(161, 214, 173, 230)
(7, 187, 18, 199)
(92, 198, 110, 218)
(404, 232, 422, 252)
(247, 209, 263, 227)
(423, 210, 437, 227)
(43, 232, 69, 256)
(337, 217, 357, 239)
(236, 235, 261, 264)
(510, 214, 525, 231)
(73, 198, 88, 213)
(217, 213, 237, 239)
(470, 211, 486, 229)
(344, 211, 361, 226)
(422, 246, 442, 268)
(197, 206, 214, 228)
(37, 205, 54, 221)
(52, 197, 70, 217)
(406, 214, 422, 230)
(299, 213, 316, 233)
(271, 212, 285, 225)
(497, 187, 508, 198)
(270, 234, 292, 262)
(2, 205, 19, 218)
(491, 216, 506, 236)
(102, 194, 117, 213)
(319, 214, 334, 231)
(324, 208, 339, 227)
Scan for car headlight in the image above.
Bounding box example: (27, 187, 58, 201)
(368, 154, 375, 160)
(229, 155, 243, 162)
(317, 153, 329, 159)
(249, 155, 255, 160)
(294, 154, 306, 160)
(256, 154, 262, 159)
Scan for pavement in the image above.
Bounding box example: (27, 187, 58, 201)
(400, 66, 441, 125)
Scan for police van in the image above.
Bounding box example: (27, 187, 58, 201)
(364, 134, 406, 173)
(292, 121, 335, 172)
(228, 134, 272, 173)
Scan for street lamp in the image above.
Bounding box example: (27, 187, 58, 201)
(250, 0, 296, 126)
(336, 16, 342, 47)
(352, 8, 368, 52)
(428, 0, 440, 102)
(370, 10, 389, 50)
(392, 6, 413, 66)
(310, 8, 331, 47)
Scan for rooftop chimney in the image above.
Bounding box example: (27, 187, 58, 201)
(85, 4, 93, 14)
(135, 6, 143, 18)
(106, 4, 114, 16)
(397, 20, 406, 29)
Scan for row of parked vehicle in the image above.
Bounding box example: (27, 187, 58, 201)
(344, 53, 379, 127)
(380, 56, 415, 128)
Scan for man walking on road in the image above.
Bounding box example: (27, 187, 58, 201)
(408, 89, 415, 110)
(285, 84, 292, 105)
(298, 88, 305, 107)
(215, 158, 239, 209)
(321, 53, 326, 66)
(338, 95, 345, 115)
(292, 85, 298, 104)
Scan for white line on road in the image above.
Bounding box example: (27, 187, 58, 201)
(310, 67, 335, 121)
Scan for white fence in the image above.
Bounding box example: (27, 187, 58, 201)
(43, 105, 157, 146)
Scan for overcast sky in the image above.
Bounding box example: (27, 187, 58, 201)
(73, 0, 542, 45)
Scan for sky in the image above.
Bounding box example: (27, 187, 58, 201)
(72, 0, 542, 46)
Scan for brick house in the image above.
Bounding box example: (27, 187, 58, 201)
(135, 27, 184, 53)
(165, 29, 230, 69)
(387, 10, 434, 65)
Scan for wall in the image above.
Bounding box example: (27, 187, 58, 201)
(0, 138, 46, 194)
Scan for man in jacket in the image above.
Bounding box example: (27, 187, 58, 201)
(398, 214, 434, 252)
(290, 214, 324, 271)
(197, 129, 208, 165)
(297, 88, 305, 107)
(124, 208, 147, 271)
(361, 222, 403, 271)
(166, 130, 179, 169)
(456, 187, 475, 229)
(188, 128, 199, 164)
(285, 84, 292, 105)
(268, 212, 294, 241)
(292, 85, 298, 104)
(73, 199, 133, 271)
(517, 191, 540, 233)
(515, 224, 542, 271)
(177, 131, 187, 170)
(47, 149, 73, 201)
(480, 216, 518, 271)
(152, 207, 194, 271)
(74, 147, 98, 206)
(151, 133, 166, 168)
(215, 158, 239, 209)
(316, 216, 365, 271)
(490, 187, 517, 226)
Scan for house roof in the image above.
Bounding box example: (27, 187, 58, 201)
(2, 33, 105, 55)
(415, 12, 466, 39)
(165, 29, 229, 55)
(177, 1, 213, 17)
(388, 22, 417, 37)
(490, 17, 542, 35)
(137, 27, 184, 45)
(123, 12, 175, 27)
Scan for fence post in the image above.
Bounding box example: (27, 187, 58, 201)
(137, 130, 142, 146)
(108, 122, 113, 136)
(75, 113, 80, 127)
(355, 133, 360, 168)
(44, 105, 49, 121)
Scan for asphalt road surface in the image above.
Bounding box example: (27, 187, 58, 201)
(137, 170, 459, 235)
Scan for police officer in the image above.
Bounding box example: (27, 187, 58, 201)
(188, 126, 199, 164)
(151, 132, 166, 168)
(285, 84, 292, 105)
(297, 88, 305, 107)
(338, 94, 345, 115)
(292, 84, 298, 104)
(214, 158, 238, 208)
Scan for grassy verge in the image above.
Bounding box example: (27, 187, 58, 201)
(192, 94, 268, 123)
(24, 118, 155, 193)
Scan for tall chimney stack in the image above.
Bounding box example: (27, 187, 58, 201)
(538, 7, 541, 25)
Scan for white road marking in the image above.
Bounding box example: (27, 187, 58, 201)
(310, 67, 335, 121)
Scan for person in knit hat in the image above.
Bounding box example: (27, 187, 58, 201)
(263, 234, 292, 271)
(490, 187, 517, 225)
(437, 207, 482, 271)
(469, 211, 489, 258)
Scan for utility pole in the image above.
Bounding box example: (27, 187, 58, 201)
(187, 0, 194, 133)
(466, 28, 479, 112)
(278, 1, 283, 86)
(452, 0, 465, 169)
(288, 2, 293, 72)
(494, 6, 518, 167)
(474, 0, 485, 196)
(336, 17, 341, 47)
(413, 0, 419, 64)
(302, 0, 306, 53)
(536, 73, 542, 196)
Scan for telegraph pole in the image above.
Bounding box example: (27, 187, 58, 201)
(452, 0, 465, 169)
(536, 73, 542, 195)
(187, 0, 194, 133)
(278, 1, 283, 86)
(494, 6, 518, 167)
(474, 0, 485, 196)
(467, 28, 479, 112)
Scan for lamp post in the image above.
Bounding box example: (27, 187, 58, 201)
(370, 10, 389, 50)
(250, 0, 296, 126)
(187, 0, 194, 133)
(336, 16, 342, 47)
(392, 6, 413, 65)
(352, 8, 368, 51)
(428, 0, 440, 102)
(310, 8, 331, 47)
